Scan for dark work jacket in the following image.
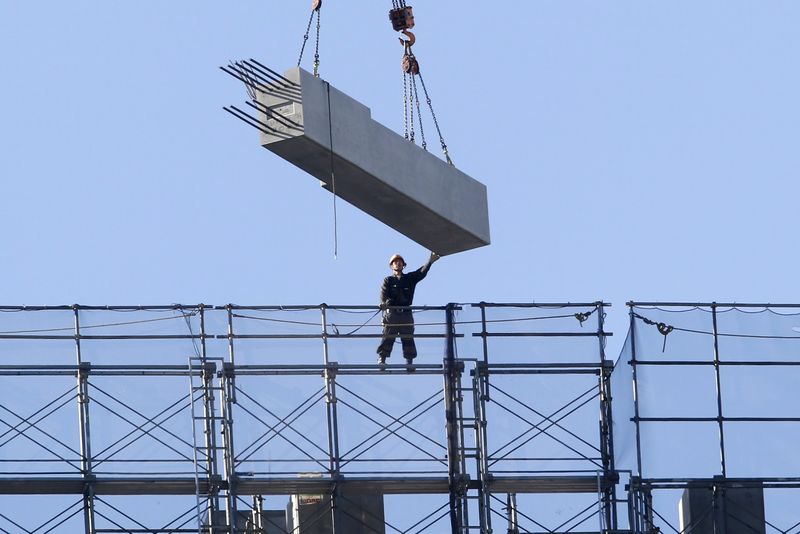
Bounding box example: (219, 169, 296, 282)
(380, 259, 434, 315)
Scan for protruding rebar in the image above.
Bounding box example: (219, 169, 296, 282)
(245, 100, 303, 131)
(220, 64, 262, 94)
(225, 61, 258, 101)
(223, 62, 302, 106)
(248, 58, 299, 87)
(221, 63, 300, 103)
(223, 106, 291, 140)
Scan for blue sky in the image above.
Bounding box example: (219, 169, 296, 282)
(2, 1, 800, 353)
(2, 3, 800, 530)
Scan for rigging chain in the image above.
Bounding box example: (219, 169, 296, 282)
(298, 0, 323, 77)
(298, 1, 451, 162)
(390, 3, 453, 165)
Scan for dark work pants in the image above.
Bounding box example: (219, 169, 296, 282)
(377, 312, 416, 360)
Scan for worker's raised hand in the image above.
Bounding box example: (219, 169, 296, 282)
(429, 252, 440, 263)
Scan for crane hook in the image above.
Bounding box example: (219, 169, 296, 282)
(398, 30, 416, 49)
(311, 0, 321, 11)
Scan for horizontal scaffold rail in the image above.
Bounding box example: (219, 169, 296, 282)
(0, 474, 618, 496)
(0, 301, 617, 534)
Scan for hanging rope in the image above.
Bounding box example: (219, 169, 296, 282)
(330, 309, 382, 336)
(299, 1, 337, 254)
(326, 81, 339, 259)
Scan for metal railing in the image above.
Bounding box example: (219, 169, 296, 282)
(0, 302, 615, 534)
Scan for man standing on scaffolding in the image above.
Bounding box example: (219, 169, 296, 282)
(377, 252, 440, 369)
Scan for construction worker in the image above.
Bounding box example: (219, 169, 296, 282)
(377, 251, 440, 368)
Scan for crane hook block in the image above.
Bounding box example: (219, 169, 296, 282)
(244, 66, 490, 256)
(311, 0, 322, 11)
(402, 54, 420, 75)
(389, 6, 415, 32)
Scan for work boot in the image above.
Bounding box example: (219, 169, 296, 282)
(405, 357, 416, 373)
(378, 355, 387, 370)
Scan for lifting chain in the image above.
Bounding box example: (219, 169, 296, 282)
(402, 70, 409, 140)
(407, 71, 416, 145)
(417, 71, 451, 165)
(298, 0, 323, 77)
(410, 74, 427, 150)
(389, 2, 453, 165)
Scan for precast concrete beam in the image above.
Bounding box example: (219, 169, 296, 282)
(256, 67, 490, 256)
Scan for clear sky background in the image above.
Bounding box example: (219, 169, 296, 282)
(2, 2, 800, 530)
(2, 1, 800, 354)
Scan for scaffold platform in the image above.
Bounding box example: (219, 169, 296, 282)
(1, 302, 799, 534)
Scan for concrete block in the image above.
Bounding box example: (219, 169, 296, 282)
(289, 492, 386, 534)
(679, 484, 766, 534)
(256, 67, 490, 256)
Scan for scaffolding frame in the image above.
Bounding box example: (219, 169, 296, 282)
(626, 302, 800, 534)
(0, 302, 617, 534)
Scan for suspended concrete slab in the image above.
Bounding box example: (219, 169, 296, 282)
(225, 63, 490, 256)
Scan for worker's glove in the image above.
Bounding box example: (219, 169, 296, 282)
(379, 302, 389, 311)
(429, 252, 441, 263)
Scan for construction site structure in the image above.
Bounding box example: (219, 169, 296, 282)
(0, 302, 798, 533)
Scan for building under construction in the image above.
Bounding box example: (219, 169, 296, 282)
(1, 301, 798, 533)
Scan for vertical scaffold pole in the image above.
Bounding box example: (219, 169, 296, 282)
(474, 302, 492, 533)
(710, 304, 727, 479)
(198, 305, 223, 532)
(627, 480, 636, 533)
(473, 362, 492, 534)
(443, 303, 464, 534)
(321, 304, 342, 533)
(506, 493, 519, 534)
(628, 305, 644, 478)
(253, 495, 264, 532)
(710, 304, 728, 534)
(630, 482, 644, 534)
(477, 302, 491, 401)
(643, 487, 655, 533)
(223, 305, 238, 532)
(596, 302, 617, 530)
(74, 306, 96, 534)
